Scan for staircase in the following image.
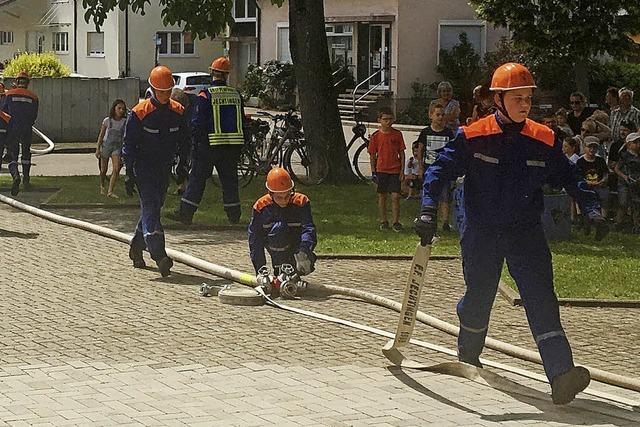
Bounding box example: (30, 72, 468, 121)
(338, 88, 391, 121)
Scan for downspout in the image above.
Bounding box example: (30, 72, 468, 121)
(256, 2, 261, 64)
(125, 5, 130, 76)
(73, 0, 77, 72)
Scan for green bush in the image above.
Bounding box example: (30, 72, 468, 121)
(437, 32, 482, 115)
(241, 60, 297, 110)
(396, 79, 434, 125)
(4, 52, 71, 78)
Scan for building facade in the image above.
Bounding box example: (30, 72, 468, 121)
(251, 0, 507, 106)
(0, 0, 224, 81)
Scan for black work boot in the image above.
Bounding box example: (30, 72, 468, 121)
(551, 366, 591, 405)
(22, 176, 31, 191)
(10, 176, 20, 196)
(458, 355, 483, 369)
(129, 246, 146, 268)
(157, 257, 173, 277)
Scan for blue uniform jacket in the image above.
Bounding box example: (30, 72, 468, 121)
(2, 88, 38, 129)
(248, 193, 317, 272)
(422, 113, 600, 228)
(122, 97, 188, 172)
(191, 80, 245, 145)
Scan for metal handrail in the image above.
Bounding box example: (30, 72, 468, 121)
(332, 64, 355, 88)
(352, 68, 387, 115)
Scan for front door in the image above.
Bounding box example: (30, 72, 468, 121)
(26, 32, 46, 53)
(368, 24, 391, 89)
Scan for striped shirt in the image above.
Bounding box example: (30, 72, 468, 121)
(610, 105, 640, 141)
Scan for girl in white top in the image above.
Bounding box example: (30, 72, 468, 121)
(96, 99, 127, 197)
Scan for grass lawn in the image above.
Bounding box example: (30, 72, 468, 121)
(4, 175, 639, 300)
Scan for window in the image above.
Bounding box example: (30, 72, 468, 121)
(87, 32, 104, 56)
(0, 31, 14, 45)
(156, 31, 194, 56)
(277, 24, 291, 63)
(233, 0, 257, 20)
(52, 32, 68, 53)
(186, 75, 211, 85)
(438, 21, 485, 64)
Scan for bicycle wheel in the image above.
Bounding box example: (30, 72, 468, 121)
(284, 143, 329, 186)
(353, 143, 372, 181)
(211, 147, 257, 188)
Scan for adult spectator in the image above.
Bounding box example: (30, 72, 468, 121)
(607, 120, 637, 214)
(581, 116, 611, 156)
(435, 81, 460, 129)
(610, 88, 640, 143)
(605, 87, 619, 113)
(567, 92, 596, 136)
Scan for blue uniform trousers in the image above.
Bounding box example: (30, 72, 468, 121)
(130, 167, 171, 262)
(4, 137, 20, 180)
(180, 144, 241, 221)
(14, 126, 32, 178)
(457, 224, 573, 382)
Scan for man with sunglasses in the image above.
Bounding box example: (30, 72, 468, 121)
(414, 62, 608, 405)
(567, 92, 596, 136)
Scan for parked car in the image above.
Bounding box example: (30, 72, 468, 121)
(145, 72, 211, 98)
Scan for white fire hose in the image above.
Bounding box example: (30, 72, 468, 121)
(0, 193, 638, 409)
(30, 126, 55, 155)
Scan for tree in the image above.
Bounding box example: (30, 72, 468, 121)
(469, 0, 640, 96)
(83, 0, 356, 183)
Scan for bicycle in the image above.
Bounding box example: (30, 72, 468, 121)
(215, 110, 329, 187)
(345, 112, 371, 181)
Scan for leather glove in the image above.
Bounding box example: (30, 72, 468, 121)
(587, 210, 609, 241)
(371, 172, 378, 184)
(413, 205, 438, 246)
(294, 247, 316, 276)
(124, 170, 137, 196)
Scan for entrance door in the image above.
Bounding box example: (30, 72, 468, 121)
(26, 32, 46, 53)
(368, 24, 391, 89)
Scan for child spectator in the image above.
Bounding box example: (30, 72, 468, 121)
(368, 107, 406, 232)
(607, 120, 636, 198)
(614, 132, 640, 231)
(576, 136, 609, 217)
(402, 142, 422, 199)
(96, 99, 127, 197)
(562, 136, 580, 163)
(469, 84, 494, 124)
(555, 108, 574, 137)
(416, 100, 456, 231)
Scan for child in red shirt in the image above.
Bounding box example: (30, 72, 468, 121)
(368, 107, 406, 232)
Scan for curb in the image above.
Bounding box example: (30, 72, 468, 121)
(0, 187, 60, 193)
(317, 254, 459, 261)
(497, 282, 640, 308)
(52, 148, 95, 154)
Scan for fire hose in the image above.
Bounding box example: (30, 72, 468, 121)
(31, 126, 55, 155)
(0, 193, 638, 409)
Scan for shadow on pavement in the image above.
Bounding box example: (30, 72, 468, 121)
(389, 365, 639, 426)
(0, 228, 39, 239)
(150, 270, 225, 287)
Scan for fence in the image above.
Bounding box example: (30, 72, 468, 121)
(5, 77, 139, 143)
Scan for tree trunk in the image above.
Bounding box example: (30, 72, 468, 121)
(574, 59, 589, 100)
(288, 0, 357, 184)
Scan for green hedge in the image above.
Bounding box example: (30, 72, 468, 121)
(3, 52, 71, 78)
(590, 61, 640, 107)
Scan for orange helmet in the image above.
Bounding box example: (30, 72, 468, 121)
(266, 167, 293, 193)
(490, 62, 536, 92)
(210, 56, 231, 73)
(16, 70, 30, 80)
(148, 65, 175, 91)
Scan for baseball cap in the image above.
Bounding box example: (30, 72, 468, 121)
(626, 132, 640, 143)
(584, 135, 600, 146)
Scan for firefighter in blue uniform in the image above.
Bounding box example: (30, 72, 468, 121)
(122, 65, 188, 277)
(170, 56, 244, 225)
(0, 110, 18, 195)
(414, 63, 608, 405)
(249, 167, 317, 276)
(3, 71, 38, 190)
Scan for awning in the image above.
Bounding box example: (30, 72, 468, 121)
(38, 3, 71, 27)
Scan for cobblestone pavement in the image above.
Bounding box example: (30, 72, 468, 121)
(0, 202, 639, 426)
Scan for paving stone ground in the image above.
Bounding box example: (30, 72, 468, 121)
(0, 200, 639, 426)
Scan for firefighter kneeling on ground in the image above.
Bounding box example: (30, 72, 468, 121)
(414, 62, 608, 405)
(122, 65, 189, 277)
(249, 168, 317, 297)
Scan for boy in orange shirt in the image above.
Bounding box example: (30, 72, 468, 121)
(368, 107, 406, 231)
